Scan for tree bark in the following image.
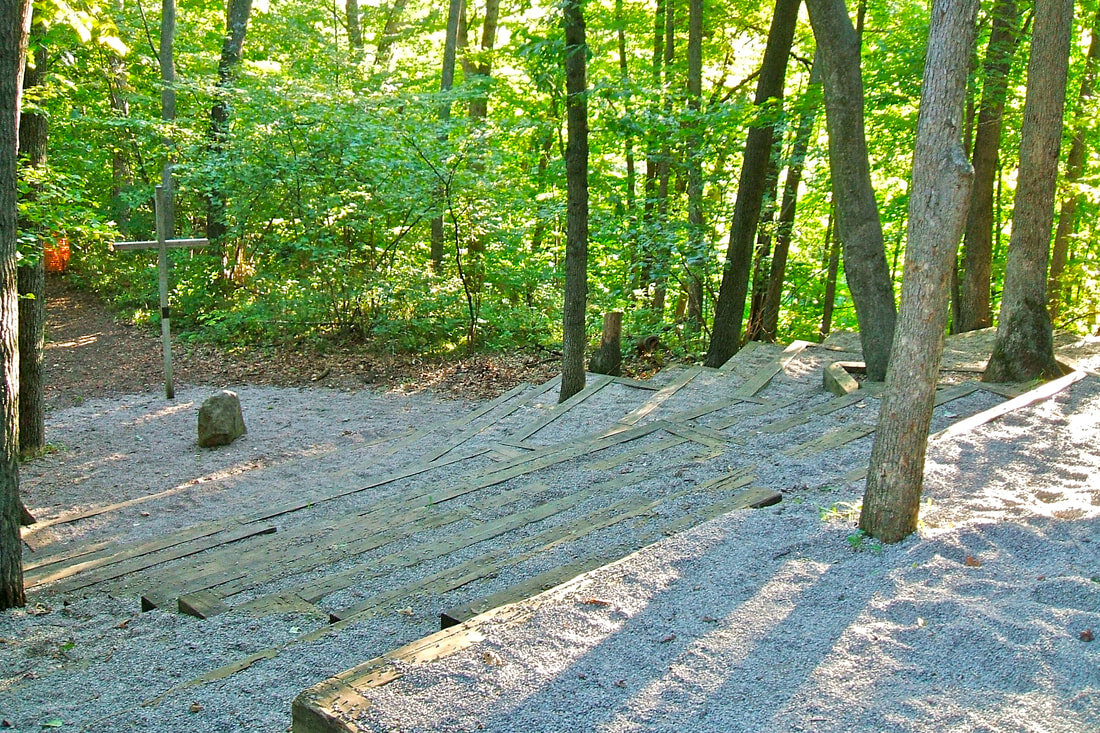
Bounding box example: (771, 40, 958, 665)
(805, 0, 897, 380)
(373, 0, 409, 70)
(819, 204, 839, 340)
(205, 0, 254, 243)
(560, 0, 588, 402)
(861, 0, 978, 544)
(346, 0, 363, 56)
(705, 0, 800, 367)
(429, 0, 463, 272)
(160, 0, 177, 238)
(0, 0, 31, 611)
(984, 0, 1074, 383)
(17, 32, 45, 454)
(684, 0, 704, 334)
(1048, 4, 1100, 318)
(760, 53, 822, 341)
(466, 0, 500, 120)
(956, 0, 1024, 332)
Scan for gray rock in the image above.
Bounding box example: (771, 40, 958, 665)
(197, 390, 247, 447)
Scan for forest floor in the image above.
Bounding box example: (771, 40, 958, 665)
(2, 276, 1098, 732)
(41, 274, 572, 411)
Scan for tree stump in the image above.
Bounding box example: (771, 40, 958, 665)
(589, 312, 623, 377)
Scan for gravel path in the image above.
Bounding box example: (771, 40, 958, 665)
(315, 375, 1100, 733)
(2, 334, 1099, 732)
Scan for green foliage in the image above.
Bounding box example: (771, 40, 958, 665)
(17, 0, 1100, 357)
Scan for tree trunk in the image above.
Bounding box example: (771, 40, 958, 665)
(705, 0, 800, 367)
(818, 204, 839, 340)
(637, 0, 665, 302)
(0, 0, 31, 611)
(956, 0, 1024, 332)
(804, 0, 897, 380)
(16, 30, 44, 454)
(984, 0, 1073, 383)
(346, 0, 363, 56)
(560, 0, 588, 403)
(860, 0, 978, 544)
(107, 0, 133, 235)
(373, 0, 408, 70)
(651, 1, 677, 315)
(467, 0, 500, 120)
(745, 154, 782, 342)
(159, 0, 176, 238)
(1048, 4, 1099, 318)
(617, 0, 637, 214)
(430, 0, 463, 272)
(684, 0, 704, 334)
(205, 0, 254, 243)
(760, 53, 822, 341)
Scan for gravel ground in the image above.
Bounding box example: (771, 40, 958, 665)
(322, 375, 1100, 733)
(2, 335, 1098, 732)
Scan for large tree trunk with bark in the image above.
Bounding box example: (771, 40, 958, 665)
(1048, 5, 1100, 318)
(805, 0, 897, 380)
(860, 0, 978, 544)
(560, 0, 588, 403)
(17, 31, 44, 454)
(705, 0, 800, 367)
(956, 0, 1024, 332)
(0, 0, 31, 611)
(205, 0, 254, 243)
(984, 0, 1074, 383)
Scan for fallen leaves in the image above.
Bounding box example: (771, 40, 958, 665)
(1081, 629, 1095, 643)
(581, 598, 612, 607)
(964, 556, 982, 567)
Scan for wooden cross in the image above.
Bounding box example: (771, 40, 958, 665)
(111, 184, 211, 399)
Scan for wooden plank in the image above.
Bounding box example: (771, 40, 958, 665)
(509, 374, 614, 442)
(586, 435, 687, 471)
(25, 518, 238, 588)
(614, 367, 704, 428)
(177, 590, 231, 619)
(611, 376, 660, 391)
(717, 338, 768, 370)
(782, 424, 876, 458)
(48, 523, 276, 595)
(731, 341, 809, 397)
(976, 381, 1029, 399)
(662, 422, 730, 448)
(932, 370, 1086, 444)
(111, 237, 210, 251)
(418, 381, 538, 463)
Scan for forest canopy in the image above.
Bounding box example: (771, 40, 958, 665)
(18, 0, 1100, 357)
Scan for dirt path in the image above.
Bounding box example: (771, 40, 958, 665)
(42, 275, 563, 411)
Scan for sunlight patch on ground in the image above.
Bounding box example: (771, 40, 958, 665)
(46, 333, 102, 349)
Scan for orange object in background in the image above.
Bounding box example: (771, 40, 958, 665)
(45, 236, 70, 273)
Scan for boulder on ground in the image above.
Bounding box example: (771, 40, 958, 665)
(197, 390, 247, 447)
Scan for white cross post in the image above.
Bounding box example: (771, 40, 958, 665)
(111, 184, 211, 399)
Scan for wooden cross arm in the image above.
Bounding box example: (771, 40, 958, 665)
(111, 238, 212, 252)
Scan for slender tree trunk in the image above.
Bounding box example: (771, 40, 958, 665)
(956, 0, 1024, 332)
(861, 0, 978, 544)
(705, 0, 800, 367)
(107, 0, 133, 235)
(651, 1, 677, 315)
(373, 0, 409, 70)
(467, 0, 500, 120)
(984, 0, 1074, 382)
(205, 0, 254, 243)
(745, 153, 782, 341)
(560, 0, 589, 402)
(346, 0, 363, 56)
(684, 0, 704, 334)
(17, 31, 44, 454)
(819, 204, 839, 340)
(617, 0, 637, 213)
(430, 0, 463, 271)
(637, 0, 665, 301)
(804, 0, 896, 380)
(1048, 4, 1100, 318)
(0, 0, 32, 611)
(159, 0, 176, 238)
(760, 53, 822, 341)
